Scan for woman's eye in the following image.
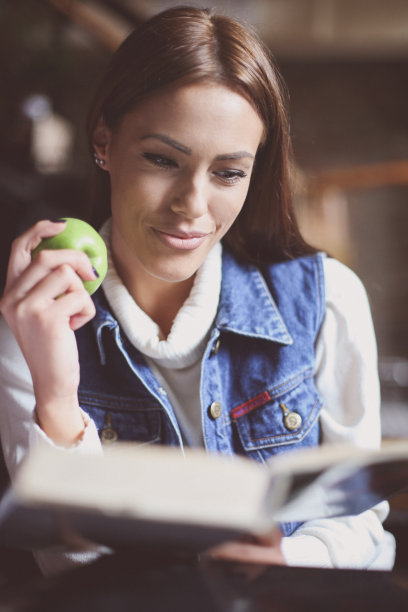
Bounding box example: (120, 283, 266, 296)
(142, 153, 177, 169)
(215, 169, 247, 184)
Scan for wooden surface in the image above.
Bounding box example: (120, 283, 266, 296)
(1, 549, 408, 611)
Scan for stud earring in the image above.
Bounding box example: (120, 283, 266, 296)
(93, 152, 106, 167)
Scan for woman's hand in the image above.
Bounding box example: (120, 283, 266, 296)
(204, 527, 286, 566)
(0, 220, 98, 445)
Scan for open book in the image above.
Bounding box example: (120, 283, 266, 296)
(0, 440, 407, 553)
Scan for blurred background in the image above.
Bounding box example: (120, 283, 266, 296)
(0, 0, 407, 436)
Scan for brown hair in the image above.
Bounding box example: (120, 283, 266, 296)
(86, 5, 315, 264)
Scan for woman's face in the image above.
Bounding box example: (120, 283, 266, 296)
(99, 82, 264, 291)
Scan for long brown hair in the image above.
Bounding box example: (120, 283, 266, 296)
(86, 5, 315, 264)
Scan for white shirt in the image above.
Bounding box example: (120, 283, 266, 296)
(0, 228, 395, 574)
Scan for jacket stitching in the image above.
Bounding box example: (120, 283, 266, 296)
(238, 399, 320, 447)
(230, 368, 314, 421)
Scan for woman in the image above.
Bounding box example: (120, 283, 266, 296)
(0, 6, 395, 575)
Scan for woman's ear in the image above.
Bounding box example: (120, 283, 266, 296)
(92, 115, 111, 170)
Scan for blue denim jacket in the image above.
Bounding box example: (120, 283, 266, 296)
(76, 250, 326, 536)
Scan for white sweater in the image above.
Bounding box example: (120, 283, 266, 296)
(0, 223, 395, 574)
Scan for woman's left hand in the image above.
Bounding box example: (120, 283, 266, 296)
(204, 527, 286, 565)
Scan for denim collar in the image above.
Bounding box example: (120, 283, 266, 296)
(216, 250, 293, 345)
(91, 250, 293, 352)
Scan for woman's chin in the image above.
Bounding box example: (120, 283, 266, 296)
(143, 250, 208, 286)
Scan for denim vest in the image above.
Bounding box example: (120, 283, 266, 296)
(76, 250, 326, 536)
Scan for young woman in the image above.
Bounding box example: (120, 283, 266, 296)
(0, 6, 395, 575)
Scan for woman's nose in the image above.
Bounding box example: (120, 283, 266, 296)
(170, 175, 208, 219)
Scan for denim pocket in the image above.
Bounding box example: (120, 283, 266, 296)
(231, 369, 321, 460)
(78, 391, 162, 445)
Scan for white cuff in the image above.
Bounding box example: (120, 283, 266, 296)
(281, 534, 332, 568)
(29, 410, 103, 455)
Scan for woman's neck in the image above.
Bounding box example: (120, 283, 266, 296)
(113, 255, 195, 338)
(134, 277, 195, 339)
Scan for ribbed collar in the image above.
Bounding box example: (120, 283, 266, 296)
(99, 219, 222, 369)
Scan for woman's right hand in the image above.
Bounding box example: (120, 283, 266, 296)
(0, 220, 98, 445)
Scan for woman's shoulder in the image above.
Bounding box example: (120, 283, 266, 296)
(322, 257, 370, 309)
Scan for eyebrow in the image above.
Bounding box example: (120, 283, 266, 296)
(141, 133, 255, 161)
(214, 151, 255, 161)
(141, 133, 191, 155)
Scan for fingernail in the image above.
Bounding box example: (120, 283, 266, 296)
(92, 266, 100, 278)
(48, 218, 67, 223)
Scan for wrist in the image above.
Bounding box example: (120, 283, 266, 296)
(34, 397, 87, 447)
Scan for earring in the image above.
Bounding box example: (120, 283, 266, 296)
(93, 152, 106, 167)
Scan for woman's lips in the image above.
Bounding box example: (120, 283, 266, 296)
(154, 229, 209, 251)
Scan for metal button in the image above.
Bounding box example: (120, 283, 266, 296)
(279, 402, 302, 431)
(209, 401, 222, 419)
(100, 414, 118, 444)
(283, 412, 302, 431)
(212, 338, 221, 356)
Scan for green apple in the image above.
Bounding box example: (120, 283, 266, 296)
(31, 218, 108, 295)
